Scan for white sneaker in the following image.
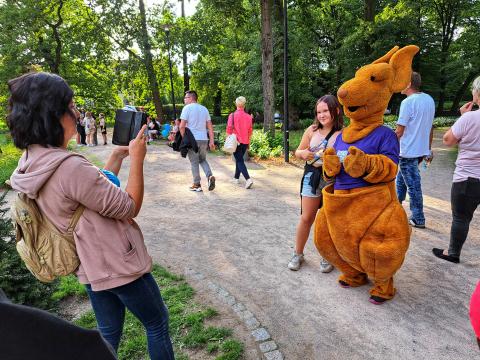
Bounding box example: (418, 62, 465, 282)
(288, 253, 304, 271)
(245, 178, 253, 189)
(231, 178, 240, 184)
(319, 258, 334, 273)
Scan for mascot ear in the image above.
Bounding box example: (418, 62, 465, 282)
(372, 46, 399, 64)
(389, 45, 420, 93)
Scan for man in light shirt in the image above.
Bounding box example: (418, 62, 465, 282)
(395, 72, 435, 228)
(180, 90, 216, 192)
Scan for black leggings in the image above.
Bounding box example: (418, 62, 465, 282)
(448, 178, 480, 257)
(233, 144, 250, 180)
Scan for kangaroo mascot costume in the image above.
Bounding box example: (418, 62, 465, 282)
(314, 45, 418, 304)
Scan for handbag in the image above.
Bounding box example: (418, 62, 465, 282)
(223, 113, 238, 153)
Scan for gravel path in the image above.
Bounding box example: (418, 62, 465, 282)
(16, 130, 480, 359)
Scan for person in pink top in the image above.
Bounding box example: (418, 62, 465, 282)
(7, 72, 174, 359)
(433, 76, 480, 264)
(226, 96, 254, 189)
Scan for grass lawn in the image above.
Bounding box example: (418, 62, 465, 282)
(72, 265, 243, 360)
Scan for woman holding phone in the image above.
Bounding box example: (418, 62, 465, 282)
(8, 72, 174, 359)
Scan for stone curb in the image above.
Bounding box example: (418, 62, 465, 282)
(185, 267, 284, 360)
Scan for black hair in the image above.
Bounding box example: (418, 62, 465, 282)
(313, 94, 343, 132)
(7, 72, 75, 149)
(185, 90, 198, 101)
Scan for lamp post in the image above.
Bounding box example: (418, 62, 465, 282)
(164, 26, 177, 121)
(283, 0, 289, 163)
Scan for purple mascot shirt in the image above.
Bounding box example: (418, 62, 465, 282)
(333, 126, 399, 190)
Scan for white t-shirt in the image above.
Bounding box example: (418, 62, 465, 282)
(180, 103, 211, 140)
(451, 110, 480, 182)
(397, 92, 435, 158)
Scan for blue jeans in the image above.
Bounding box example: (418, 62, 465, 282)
(233, 143, 250, 180)
(86, 273, 174, 360)
(396, 157, 425, 225)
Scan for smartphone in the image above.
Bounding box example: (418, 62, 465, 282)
(112, 109, 147, 146)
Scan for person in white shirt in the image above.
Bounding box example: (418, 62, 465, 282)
(395, 72, 435, 228)
(179, 90, 216, 192)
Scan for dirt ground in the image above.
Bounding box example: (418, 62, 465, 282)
(14, 130, 480, 359)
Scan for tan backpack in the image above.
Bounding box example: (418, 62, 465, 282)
(12, 192, 85, 283)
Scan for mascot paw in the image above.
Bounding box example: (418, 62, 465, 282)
(323, 148, 341, 177)
(343, 146, 369, 178)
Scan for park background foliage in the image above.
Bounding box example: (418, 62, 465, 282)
(0, 0, 478, 128)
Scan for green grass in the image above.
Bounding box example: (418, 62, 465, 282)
(0, 134, 21, 187)
(74, 265, 244, 360)
(51, 275, 87, 301)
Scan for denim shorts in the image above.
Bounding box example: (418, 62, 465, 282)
(301, 172, 322, 198)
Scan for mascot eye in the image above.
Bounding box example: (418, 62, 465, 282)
(370, 76, 376, 82)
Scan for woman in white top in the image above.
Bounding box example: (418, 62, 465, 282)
(85, 111, 96, 146)
(288, 95, 343, 272)
(99, 113, 107, 145)
(433, 76, 480, 263)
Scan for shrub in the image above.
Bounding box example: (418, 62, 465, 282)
(433, 116, 456, 128)
(248, 130, 285, 159)
(0, 134, 22, 187)
(0, 190, 57, 309)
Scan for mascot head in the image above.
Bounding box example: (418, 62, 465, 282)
(337, 45, 419, 142)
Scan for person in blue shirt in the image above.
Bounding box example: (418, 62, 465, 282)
(394, 72, 435, 228)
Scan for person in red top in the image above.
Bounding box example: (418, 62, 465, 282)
(471, 282, 480, 349)
(226, 96, 254, 189)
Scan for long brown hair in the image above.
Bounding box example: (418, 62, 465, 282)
(312, 95, 343, 131)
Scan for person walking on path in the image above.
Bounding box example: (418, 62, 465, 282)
(288, 95, 343, 272)
(99, 113, 107, 145)
(395, 72, 435, 228)
(179, 90, 216, 192)
(226, 96, 253, 189)
(432, 76, 480, 263)
(7, 72, 174, 360)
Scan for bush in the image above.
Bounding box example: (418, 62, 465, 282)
(249, 130, 284, 159)
(0, 134, 22, 187)
(433, 116, 456, 128)
(0, 190, 57, 309)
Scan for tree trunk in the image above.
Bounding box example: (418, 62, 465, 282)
(437, 50, 448, 113)
(180, 0, 189, 93)
(213, 88, 221, 117)
(260, 0, 275, 135)
(45, 0, 64, 74)
(138, 0, 164, 121)
(450, 70, 478, 112)
(432, 0, 462, 114)
(364, 0, 375, 22)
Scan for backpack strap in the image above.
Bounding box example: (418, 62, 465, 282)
(66, 205, 85, 233)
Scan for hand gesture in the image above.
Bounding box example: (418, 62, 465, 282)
(129, 125, 147, 161)
(323, 148, 341, 177)
(460, 101, 474, 115)
(111, 146, 129, 160)
(343, 146, 368, 178)
(303, 150, 315, 161)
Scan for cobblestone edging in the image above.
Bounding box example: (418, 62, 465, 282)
(185, 268, 284, 360)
